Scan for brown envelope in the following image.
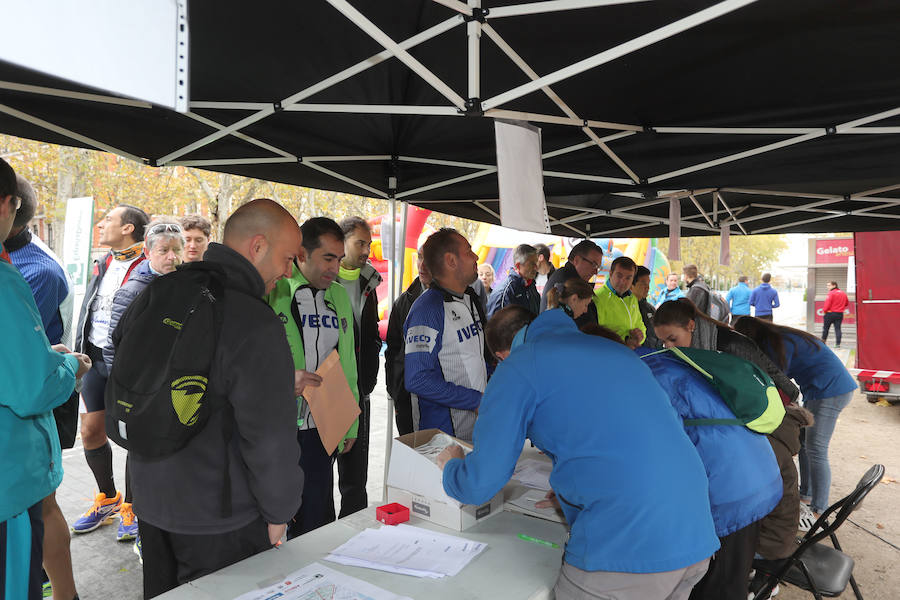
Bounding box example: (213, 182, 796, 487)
(305, 349, 361, 454)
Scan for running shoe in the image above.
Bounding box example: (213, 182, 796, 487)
(798, 502, 816, 533)
(41, 581, 52, 599)
(116, 502, 139, 541)
(133, 535, 143, 565)
(71, 491, 122, 533)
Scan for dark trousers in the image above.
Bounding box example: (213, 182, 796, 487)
(822, 312, 843, 345)
(394, 391, 414, 436)
(337, 396, 369, 518)
(140, 517, 270, 598)
(756, 314, 773, 322)
(0, 502, 44, 600)
(289, 429, 336, 539)
(689, 520, 761, 600)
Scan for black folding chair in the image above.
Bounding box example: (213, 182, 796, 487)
(750, 464, 885, 600)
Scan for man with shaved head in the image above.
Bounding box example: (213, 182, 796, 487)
(127, 199, 304, 597)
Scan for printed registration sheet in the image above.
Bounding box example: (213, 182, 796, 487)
(232, 561, 413, 600)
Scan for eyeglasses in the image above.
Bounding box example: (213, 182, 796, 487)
(147, 222, 184, 235)
(580, 256, 602, 273)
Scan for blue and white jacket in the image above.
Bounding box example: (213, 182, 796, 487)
(486, 268, 540, 318)
(443, 309, 720, 573)
(640, 349, 783, 537)
(403, 284, 488, 441)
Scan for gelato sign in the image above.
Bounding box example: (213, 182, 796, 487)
(815, 238, 853, 264)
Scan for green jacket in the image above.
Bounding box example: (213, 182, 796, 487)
(593, 280, 646, 343)
(266, 264, 359, 448)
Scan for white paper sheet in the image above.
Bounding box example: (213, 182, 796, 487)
(325, 525, 487, 579)
(232, 561, 413, 600)
(505, 487, 566, 524)
(512, 458, 552, 491)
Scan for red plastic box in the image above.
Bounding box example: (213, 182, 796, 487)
(376, 502, 410, 525)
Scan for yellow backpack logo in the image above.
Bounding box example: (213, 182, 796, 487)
(171, 375, 208, 426)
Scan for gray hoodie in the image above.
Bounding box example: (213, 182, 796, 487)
(129, 243, 303, 534)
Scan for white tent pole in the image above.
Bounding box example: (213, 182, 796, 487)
(301, 155, 392, 162)
(482, 0, 758, 110)
(543, 170, 633, 185)
(654, 126, 817, 135)
(716, 192, 748, 235)
(183, 112, 296, 158)
(489, 0, 650, 19)
(384, 194, 399, 503)
(0, 103, 145, 163)
(283, 104, 461, 116)
(736, 198, 845, 225)
(431, 0, 472, 14)
(544, 202, 719, 233)
(0, 80, 152, 108)
(168, 157, 297, 167)
(594, 222, 660, 236)
(326, 0, 467, 109)
(853, 182, 900, 198)
(548, 219, 588, 237)
(468, 0, 482, 101)
(751, 213, 846, 234)
(301, 161, 389, 198)
(718, 187, 841, 200)
(485, 108, 641, 131)
(395, 168, 497, 198)
(581, 127, 640, 182)
(474, 200, 501, 220)
(158, 16, 462, 165)
(747, 202, 844, 215)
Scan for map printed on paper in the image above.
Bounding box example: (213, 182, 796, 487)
(232, 562, 413, 600)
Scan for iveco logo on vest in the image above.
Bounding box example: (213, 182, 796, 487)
(300, 314, 340, 328)
(817, 246, 849, 255)
(456, 322, 482, 342)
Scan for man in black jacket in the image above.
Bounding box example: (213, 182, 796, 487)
(539, 239, 603, 328)
(124, 199, 304, 598)
(385, 245, 431, 435)
(632, 266, 661, 349)
(336, 216, 382, 518)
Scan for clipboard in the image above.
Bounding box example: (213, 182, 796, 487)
(304, 349, 361, 454)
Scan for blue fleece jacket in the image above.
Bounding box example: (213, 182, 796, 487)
(750, 283, 780, 316)
(779, 333, 857, 401)
(443, 309, 719, 573)
(640, 350, 782, 537)
(726, 282, 751, 316)
(1, 257, 78, 522)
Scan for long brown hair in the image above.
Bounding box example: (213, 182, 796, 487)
(652, 297, 729, 330)
(732, 316, 821, 370)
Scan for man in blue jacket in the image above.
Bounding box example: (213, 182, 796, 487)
(439, 305, 718, 599)
(726, 275, 752, 318)
(750, 273, 780, 321)
(0, 158, 90, 600)
(487, 243, 540, 318)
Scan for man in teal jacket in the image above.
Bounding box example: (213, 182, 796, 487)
(0, 158, 90, 600)
(267, 217, 359, 538)
(439, 306, 718, 599)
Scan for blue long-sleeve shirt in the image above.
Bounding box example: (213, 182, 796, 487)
(725, 282, 751, 316)
(443, 309, 719, 573)
(750, 283, 780, 316)
(9, 236, 69, 345)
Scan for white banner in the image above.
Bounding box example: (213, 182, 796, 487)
(494, 120, 551, 234)
(63, 197, 95, 293)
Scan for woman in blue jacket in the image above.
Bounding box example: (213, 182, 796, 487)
(733, 317, 857, 526)
(641, 349, 782, 600)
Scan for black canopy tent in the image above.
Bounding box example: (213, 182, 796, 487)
(1, 0, 899, 237)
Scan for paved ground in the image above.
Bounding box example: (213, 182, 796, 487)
(57, 291, 899, 598)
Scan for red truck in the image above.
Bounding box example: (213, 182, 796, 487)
(854, 231, 900, 402)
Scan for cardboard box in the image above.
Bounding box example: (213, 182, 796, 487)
(386, 429, 504, 531)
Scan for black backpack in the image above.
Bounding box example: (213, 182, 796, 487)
(105, 262, 227, 460)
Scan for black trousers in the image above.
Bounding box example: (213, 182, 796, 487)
(394, 391, 415, 436)
(822, 312, 843, 345)
(140, 517, 270, 599)
(289, 429, 336, 539)
(756, 314, 774, 322)
(689, 520, 761, 600)
(337, 395, 370, 519)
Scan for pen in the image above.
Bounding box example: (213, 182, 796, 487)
(517, 533, 560, 549)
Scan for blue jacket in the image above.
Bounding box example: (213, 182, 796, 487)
(104, 260, 159, 371)
(779, 333, 857, 401)
(7, 229, 70, 344)
(0, 257, 78, 522)
(443, 309, 719, 573)
(640, 350, 783, 537)
(655, 286, 684, 307)
(487, 268, 540, 318)
(750, 283, 780, 316)
(726, 282, 751, 316)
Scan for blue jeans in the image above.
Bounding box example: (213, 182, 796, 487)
(799, 391, 854, 513)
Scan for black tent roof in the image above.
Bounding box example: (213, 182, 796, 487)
(1, 0, 899, 236)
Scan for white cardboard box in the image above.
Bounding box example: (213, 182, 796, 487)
(386, 429, 504, 531)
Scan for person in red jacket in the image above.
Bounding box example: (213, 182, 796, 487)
(821, 281, 849, 348)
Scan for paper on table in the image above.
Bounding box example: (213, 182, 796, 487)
(325, 524, 487, 578)
(305, 349, 361, 454)
(505, 487, 566, 524)
(232, 561, 413, 600)
(512, 458, 552, 491)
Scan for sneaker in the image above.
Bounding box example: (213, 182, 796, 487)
(71, 492, 122, 533)
(798, 503, 816, 533)
(41, 581, 52, 599)
(133, 535, 143, 565)
(116, 502, 139, 541)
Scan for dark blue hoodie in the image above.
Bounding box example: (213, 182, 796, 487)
(443, 309, 719, 573)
